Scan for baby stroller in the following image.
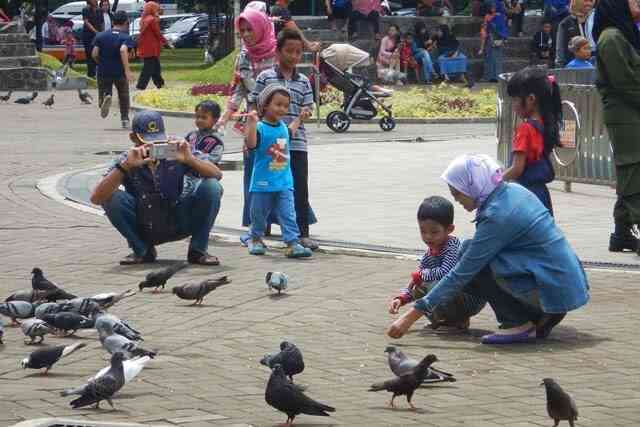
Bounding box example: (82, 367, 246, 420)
(319, 43, 396, 133)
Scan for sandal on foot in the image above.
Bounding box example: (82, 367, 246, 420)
(536, 313, 566, 339)
(286, 243, 312, 258)
(248, 240, 266, 255)
(120, 247, 157, 265)
(481, 327, 535, 344)
(188, 251, 220, 266)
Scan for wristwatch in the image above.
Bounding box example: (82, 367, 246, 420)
(115, 162, 128, 175)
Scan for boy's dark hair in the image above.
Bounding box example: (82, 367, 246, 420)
(113, 10, 128, 26)
(507, 67, 563, 153)
(542, 19, 553, 26)
(417, 196, 454, 227)
(195, 100, 221, 119)
(277, 28, 303, 50)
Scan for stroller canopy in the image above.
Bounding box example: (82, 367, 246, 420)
(320, 43, 371, 72)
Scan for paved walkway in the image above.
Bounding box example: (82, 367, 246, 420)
(1, 90, 640, 427)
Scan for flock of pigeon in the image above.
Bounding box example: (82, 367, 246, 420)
(0, 89, 94, 108)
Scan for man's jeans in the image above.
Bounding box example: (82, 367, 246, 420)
(483, 45, 504, 81)
(414, 49, 434, 82)
(102, 179, 223, 257)
(98, 76, 130, 120)
(250, 190, 300, 244)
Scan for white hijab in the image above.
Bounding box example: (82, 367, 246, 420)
(441, 154, 504, 207)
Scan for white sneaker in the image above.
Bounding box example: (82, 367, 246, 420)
(100, 95, 112, 118)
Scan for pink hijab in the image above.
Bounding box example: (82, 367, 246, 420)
(441, 154, 504, 207)
(236, 9, 276, 62)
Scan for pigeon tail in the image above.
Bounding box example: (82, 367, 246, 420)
(62, 342, 87, 358)
(368, 382, 387, 392)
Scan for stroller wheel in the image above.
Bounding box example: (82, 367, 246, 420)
(379, 116, 396, 132)
(326, 111, 351, 133)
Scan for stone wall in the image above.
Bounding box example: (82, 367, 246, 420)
(0, 21, 50, 91)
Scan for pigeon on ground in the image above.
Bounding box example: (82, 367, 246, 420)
(368, 354, 440, 410)
(266, 364, 335, 426)
(172, 276, 231, 305)
(94, 312, 143, 341)
(21, 318, 54, 344)
(139, 263, 187, 292)
(62, 352, 126, 409)
(14, 92, 38, 104)
(43, 93, 55, 108)
(0, 91, 12, 102)
(0, 319, 4, 344)
(59, 298, 101, 317)
(261, 341, 305, 382)
(22, 342, 87, 374)
(266, 272, 288, 294)
(5, 289, 50, 304)
(542, 378, 578, 427)
(78, 89, 93, 104)
(98, 321, 156, 359)
(90, 290, 137, 309)
(42, 312, 94, 336)
(31, 268, 77, 301)
(92, 355, 152, 384)
(34, 302, 63, 319)
(385, 346, 456, 383)
(0, 301, 35, 325)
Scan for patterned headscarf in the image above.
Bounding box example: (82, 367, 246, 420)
(441, 154, 504, 207)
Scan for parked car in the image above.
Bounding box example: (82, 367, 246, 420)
(50, 0, 143, 19)
(163, 15, 226, 48)
(129, 13, 200, 42)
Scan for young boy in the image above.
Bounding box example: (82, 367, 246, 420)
(249, 28, 318, 250)
(92, 10, 136, 129)
(388, 196, 486, 331)
(565, 36, 594, 69)
(185, 100, 225, 165)
(531, 20, 553, 64)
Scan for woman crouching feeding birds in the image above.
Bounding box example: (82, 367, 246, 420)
(388, 154, 590, 344)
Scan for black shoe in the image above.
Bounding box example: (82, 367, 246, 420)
(536, 313, 566, 339)
(609, 233, 639, 252)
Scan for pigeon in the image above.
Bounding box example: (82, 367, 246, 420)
(0, 91, 12, 102)
(59, 298, 101, 317)
(98, 321, 156, 359)
(139, 263, 187, 292)
(0, 319, 4, 344)
(42, 93, 55, 108)
(14, 92, 38, 104)
(94, 312, 143, 341)
(31, 268, 77, 301)
(368, 354, 440, 410)
(265, 364, 335, 426)
(91, 355, 152, 384)
(172, 276, 231, 305)
(22, 342, 87, 374)
(0, 301, 35, 325)
(542, 378, 579, 427)
(34, 302, 63, 319)
(21, 318, 53, 344)
(385, 346, 456, 383)
(62, 352, 126, 409)
(90, 290, 137, 309)
(78, 89, 93, 104)
(42, 312, 94, 336)
(260, 341, 305, 382)
(5, 289, 50, 304)
(266, 272, 288, 294)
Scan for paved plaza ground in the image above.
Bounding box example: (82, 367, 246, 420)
(1, 90, 640, 427)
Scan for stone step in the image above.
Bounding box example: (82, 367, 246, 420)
(0, 66, 50, 91)
(0, 55, 41, 67)
(0, 33, 31, 43)
(0, 42, 37, 58)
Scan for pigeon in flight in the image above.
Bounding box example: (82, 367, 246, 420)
(62, 352, 126, 409)
(542, 378, 578, 427)
(172, 276, 231, 305)
(139, 263, 187, 292)
(22, 342, 87, 374)
(260, 341, 305, 382)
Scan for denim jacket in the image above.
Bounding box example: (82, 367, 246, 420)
(415, 183, 589, 314)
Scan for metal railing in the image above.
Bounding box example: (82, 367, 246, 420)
(497, 68, 616, 190)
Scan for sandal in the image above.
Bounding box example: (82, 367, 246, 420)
(187, 251, 220, 266)
(120, 247, 157, 265)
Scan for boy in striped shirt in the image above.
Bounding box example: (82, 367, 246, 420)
(388, 196, 486, 332)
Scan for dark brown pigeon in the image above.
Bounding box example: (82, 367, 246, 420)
(22, 342, 87, 374)
(63, 352, 126, 409)
(260, 341, 305, 382)
(139, 263, 187, 292)
(172, 276, 231, 305)
(542, 378, 578, 427)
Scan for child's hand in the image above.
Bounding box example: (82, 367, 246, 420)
(299, 107, 312, 121)
(246, 110, 259, 124)
(388, 298, 402, 315)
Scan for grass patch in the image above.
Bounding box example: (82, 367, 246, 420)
(170, 48, 238, 84)
(38, 52, 97, 88)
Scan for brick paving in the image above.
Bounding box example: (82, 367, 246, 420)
(1, 90, 640, 427)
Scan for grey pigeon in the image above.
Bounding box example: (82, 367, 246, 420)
(0, 91, 12, 102)
(542, 378, 578, 427)
(139, 263, 187, 292)
(62, 352, 126, 409)
(31, 268, 77, 301)
(22, 342, 87, 374)
(21, 318, 53, 344)
(0, 319, 4, 344)
(92, 355, 152, 384)
(90, 290, 137, 309)
(260, 341, 305, 382)
(265, 364, 335, 426)
(0, 301, 35, 325)
(78, 89, 93, 104)
(42, 312, 94, 336)
(34, 302, 64, 319)
(385, 346, 456, 383)
(266, 272, 288, 294)
(95, 312, 143, 341)
(59, 298, 101, 317)
(99, 322, 156, 359)
(14, 92, 37, 104)
(5, 289, 50, 304)
(43, 93, 55, 108)
(368, 354, 440, 410)
(172, 276, 231, 304)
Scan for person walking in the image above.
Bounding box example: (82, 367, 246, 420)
(82, 0, 103, 78)
(136, 1, 169, 90)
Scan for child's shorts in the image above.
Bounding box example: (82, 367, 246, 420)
(411, 281, 486, 324)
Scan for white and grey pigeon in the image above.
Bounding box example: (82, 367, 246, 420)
(62, 352, 126, 409)
(21, 318, 54, 344)
(98, 321, 156, 359)
(95, 312, 143, 341)
(385, 346, 456, 384)
(34, 302, 63, 319)
(91, 355, 152, 383)
(22, 342, 87, 374)
(0, 301, 35, 325)
(59, 298, 102, 317)
(90, 290, 137, 309)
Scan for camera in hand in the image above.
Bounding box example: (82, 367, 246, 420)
(149, 142, 178, 160)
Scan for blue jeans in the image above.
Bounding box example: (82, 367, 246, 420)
(483, 44, 503, 81)
(413, 49, 434, 82)
(102, 179, 223, 257)
(250, 190, 300, 244)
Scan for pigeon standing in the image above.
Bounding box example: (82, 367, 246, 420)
(95, 312, 143, 341)
(59, 298, 101, 317)
(0, 301, 35, 325)
(78, 89, 93, 104)
(542, 378, 578, 427)
(21, 318, 54, 344)
(98, 321, 156, 359)
(265, 364, 335, 426)
(90, 290, 137, 309)
(31, 268, 77, 301)
(43, 93, 55, 108)
(22, 342, 87, 374)
(34, 302, 63, 319)
(62, 352, 126, 409)
(385, 346, 456, 383)
(14, 92, 37, 104)
(42, 312, 94, 336)
(139, 263, 187, 292)
(260, 341, 305, 382)
(5, 289, 50, 304)
(368, 354, 440, 410)
(266, 272, 288, 294)
(92, 355, 152, 384)
(0, 319, 4, 344)
(0, 91, 12, 102)
(172, 276, 231, 305)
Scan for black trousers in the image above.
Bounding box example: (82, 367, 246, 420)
(290, 150, 310, 237)
(348, 11, 380, 36)
(136, 57, 164, 90)
(98, 76, 130, 120)
(82, 36, 96, 78)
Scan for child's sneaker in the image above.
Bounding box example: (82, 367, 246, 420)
(285, 243, 312, 258)
(248, 240, 266, 255)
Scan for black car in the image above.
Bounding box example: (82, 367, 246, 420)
(163, 15, 226, 49)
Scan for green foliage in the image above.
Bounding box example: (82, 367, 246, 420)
(171, 48, 238, 83)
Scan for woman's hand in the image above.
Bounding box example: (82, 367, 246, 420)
(387, 308, 424, 339)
